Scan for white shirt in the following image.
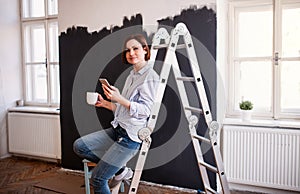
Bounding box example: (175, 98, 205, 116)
(111, 64, 159, 142)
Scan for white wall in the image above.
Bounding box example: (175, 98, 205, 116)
(0, 0, 22, 158)
(216, 0, 228, 125)
(58, 0, 216, 34)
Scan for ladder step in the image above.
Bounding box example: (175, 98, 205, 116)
(184, 106, 203, 114)
(176, 76, 194, 82)
(205, 186, 218, 194)
(192, 134, 210, 144)
(199, 161, 218, 173)
(152, 43, 186, 50)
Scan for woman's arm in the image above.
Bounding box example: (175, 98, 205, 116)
(128, 79, 158, 118)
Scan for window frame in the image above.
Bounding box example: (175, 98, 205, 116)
(20, 0, 59, 107)
(227, 0, 300, 120)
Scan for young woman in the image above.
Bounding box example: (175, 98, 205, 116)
(73, 34, 159, 194)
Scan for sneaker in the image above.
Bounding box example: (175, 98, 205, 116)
(109, 167, 133, 189)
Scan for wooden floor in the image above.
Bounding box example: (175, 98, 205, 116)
(0, 156, 258, 194)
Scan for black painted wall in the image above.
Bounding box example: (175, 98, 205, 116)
(59, 7, 216, 190)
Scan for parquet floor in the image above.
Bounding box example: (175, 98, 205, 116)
(0, 156, 258, 194)
(0, 156, 197, 194)
(0, 156, 61, 193)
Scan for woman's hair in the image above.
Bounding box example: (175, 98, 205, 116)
(121, 34, 150, 64)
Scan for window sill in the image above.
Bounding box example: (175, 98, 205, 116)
(8, 106, 60, 115)
(223, 117, 300, 129)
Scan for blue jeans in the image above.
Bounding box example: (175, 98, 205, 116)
(73, 126, 141, 194)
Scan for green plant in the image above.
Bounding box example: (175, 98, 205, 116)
(239, 100, 253, 110)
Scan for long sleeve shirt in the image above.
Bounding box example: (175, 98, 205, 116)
(111, 64, 159, 142)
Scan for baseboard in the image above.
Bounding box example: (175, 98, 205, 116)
(0, 153, 11, 160)
(229, 182, 300, 194)
(10, 153, 61, 163)
(139, 180, 198, 193)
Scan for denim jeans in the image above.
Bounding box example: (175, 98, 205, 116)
(73, 126, 141, 194)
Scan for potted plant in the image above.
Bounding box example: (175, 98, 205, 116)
(239, 100, 253, 121)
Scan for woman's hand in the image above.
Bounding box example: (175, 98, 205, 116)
(102, 85, 122, 102)
(95, 93, 117, 111)
(102, 84, 130, 109)
(95, 93, 106, 108)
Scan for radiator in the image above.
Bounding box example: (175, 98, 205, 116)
(223, 125, 300, 192)
(8, 112, 61, 160)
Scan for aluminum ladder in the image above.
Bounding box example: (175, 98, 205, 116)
(112, 22, 230, 194)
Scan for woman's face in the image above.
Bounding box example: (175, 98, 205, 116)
(125, 39, 147, 65)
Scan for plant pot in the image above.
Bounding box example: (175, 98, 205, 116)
(241, 110, 252, 122)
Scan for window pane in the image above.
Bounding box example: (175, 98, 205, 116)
(236, 5, 273, 57)
(235, 61, 272, 112)
(48, 21, 59, 62)
(24, 23, 46, 63)
(50, 64, 60, 104)
(282, 4, 300, 58)
(22, 0, 45, 18)
(26, 64, 47, 103)
(281, 61, 300, 112)
(48, 0, 58, 15)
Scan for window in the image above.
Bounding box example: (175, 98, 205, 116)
(228, 0, 300, 119)
(21, 0, 59, 106)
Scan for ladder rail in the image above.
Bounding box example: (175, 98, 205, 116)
(147, 46, 175, 131)
(170, 42, 216, 193)
(174, 23, 213, 126)
(211, 139, 231, 193)
(188, 116, 213, 192)
(176, 23, 230, 194)
(128, 139, 151, 193)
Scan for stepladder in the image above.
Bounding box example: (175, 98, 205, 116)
(112, 22, 230, 194)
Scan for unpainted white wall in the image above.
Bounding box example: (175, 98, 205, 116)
(58, 0, 216, 34)
(216, 0, 228, 125)
(0, 0, 22, 158)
